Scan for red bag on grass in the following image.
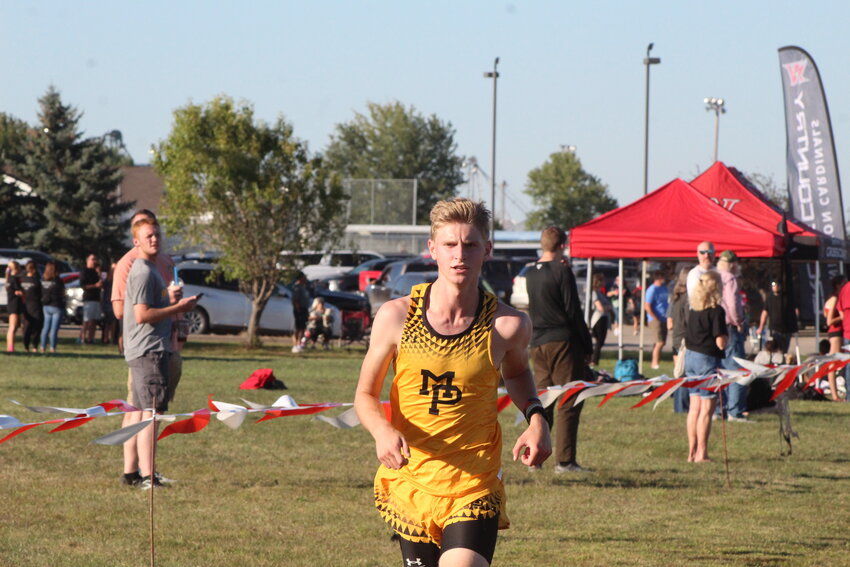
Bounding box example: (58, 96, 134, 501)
(239, 369, 287, 390)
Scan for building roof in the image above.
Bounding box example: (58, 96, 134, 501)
(117, 165, 164, 214)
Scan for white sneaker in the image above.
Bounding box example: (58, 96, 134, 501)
(291, 345, 302, 353)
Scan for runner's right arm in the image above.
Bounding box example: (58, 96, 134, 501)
(354, 298, 408, 470)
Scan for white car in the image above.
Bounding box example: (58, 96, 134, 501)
(177, 261, 340, 336)
(510, 263, 534, 310)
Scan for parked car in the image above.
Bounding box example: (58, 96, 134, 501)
(64, 278, 86, 324)
(317, 255, 414, 293)
(365, 258, 438, 315)
(279, 250, 385, 282)
(0, 249, 74, 274)
(510, 262, 535, 310)
(388, 272, 439, 300)
(481, 257, 515, 303)
(176, 261, 340, 336)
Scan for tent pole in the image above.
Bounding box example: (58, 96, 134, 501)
(815, 261, 821, 347)
(638, 260, 647, 374)
(618, 259, 624, 361)
(584, 258, 594, 328)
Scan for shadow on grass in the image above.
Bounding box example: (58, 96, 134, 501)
(7, 351, 122, 361)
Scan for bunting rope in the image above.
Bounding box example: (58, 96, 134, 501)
(1, 354, 847, 447)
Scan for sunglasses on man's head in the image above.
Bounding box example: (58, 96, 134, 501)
(698, 250, 714, 255)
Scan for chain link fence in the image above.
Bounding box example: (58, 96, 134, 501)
(343, 179, 417, 225)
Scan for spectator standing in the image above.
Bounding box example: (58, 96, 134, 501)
(644, 270, 669, 370)
(606, 276, 630, 337)
(101, 262, 119, 345)
(590, 272, 611, 367)
(291, 272, 311, 353)
(18, 261, 43, 353)
(525, 226, 594, 473)
(824, 275, 846, 401)
(122, 218, 197, 489)
(112, 209, 184, 487)
(756, 280, 798, 356)
(830, 277, 850, 402)
(667, 268, 690, 413)
(717, 250, 749, 421)
(80, 254, 103, 344)
(39, 261, 65, 353)
(687, 241, 716, 298)
(5, 260, 23, 353)
(684, 270, 727, 463)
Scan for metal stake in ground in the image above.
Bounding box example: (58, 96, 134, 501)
(718, 391, 732, 489)
(149, 408, 157, 567)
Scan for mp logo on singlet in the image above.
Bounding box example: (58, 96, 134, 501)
(419, 369, 462, 415)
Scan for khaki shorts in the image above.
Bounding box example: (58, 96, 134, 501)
(648, 318, 668, 344)
(127, 351, 183, 407)
(374, 470, 508, 547)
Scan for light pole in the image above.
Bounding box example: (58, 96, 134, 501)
(643, 43, 661, 197)
(639, 43, 661, 372)
(704, 97, 726, 163)
(484, 57, 500, 236)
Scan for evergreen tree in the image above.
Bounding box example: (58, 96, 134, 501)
(17, 87, 131, 263)
(0, 113, 40, 247)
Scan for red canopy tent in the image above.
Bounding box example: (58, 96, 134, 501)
(690, 161, 847, 262)
(569, 178, 786, 259)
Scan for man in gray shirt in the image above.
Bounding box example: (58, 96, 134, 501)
(123, 217, 197, 489)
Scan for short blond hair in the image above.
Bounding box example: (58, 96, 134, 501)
(429, 198, 490, 241)
(690, 270, 721, 311)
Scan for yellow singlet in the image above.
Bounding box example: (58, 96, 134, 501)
(374, 282, 508, 544)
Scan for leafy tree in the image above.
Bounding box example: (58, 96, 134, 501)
(153, 96, 347, 347)
(15, 87, 130, 263)
(324, 101, 464, 224)
(524, 150, 617, 230)
(744, 171, 788, 211)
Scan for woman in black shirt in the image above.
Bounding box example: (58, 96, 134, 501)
(18, 261, 43, 353)
(40, 261, 65, 353)
(5, 260, 23, 352)
(683, 270, 727, 463)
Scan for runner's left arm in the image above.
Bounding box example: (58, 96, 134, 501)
(498, 311, 552, 467)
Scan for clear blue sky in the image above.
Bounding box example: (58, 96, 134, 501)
(3, 0, 850, 227)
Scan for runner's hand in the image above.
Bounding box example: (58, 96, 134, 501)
(512, 415, 551, 467)
(374, 424, 410, 470)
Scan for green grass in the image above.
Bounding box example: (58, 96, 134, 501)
(1, 339, 848, 566)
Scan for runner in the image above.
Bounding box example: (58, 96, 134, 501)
(355, 198, 551, 567)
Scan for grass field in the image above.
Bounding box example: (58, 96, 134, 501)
(1, 337, 849, 567)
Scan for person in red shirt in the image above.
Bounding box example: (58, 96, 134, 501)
(828, 277, 850, 401)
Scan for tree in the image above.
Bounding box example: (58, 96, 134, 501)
(324, 101, 464, 224)
(15, 87, 131, 263)
(153, 96, 347, 348)
(524, 150, 617, 230)
(745, 171, 788, 211)
(0, 113, 41, 247)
